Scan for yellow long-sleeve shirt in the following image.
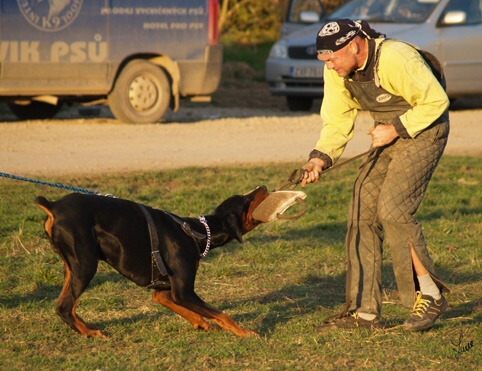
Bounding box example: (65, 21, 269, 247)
(313, 38, 449, 164)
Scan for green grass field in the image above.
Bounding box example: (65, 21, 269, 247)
(1, 157, 480, 370)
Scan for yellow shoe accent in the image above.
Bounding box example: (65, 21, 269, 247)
(411, 291, 431, 318)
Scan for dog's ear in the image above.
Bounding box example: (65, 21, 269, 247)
(226, 214, 243, 243)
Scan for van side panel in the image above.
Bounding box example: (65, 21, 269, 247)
(107, 0, 221, 96)
(0, 0, 222, 100)
(178, 44, 223, 96)
(108, 1, 207, 61)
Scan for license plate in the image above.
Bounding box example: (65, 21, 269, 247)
(289, 66, 323, 78)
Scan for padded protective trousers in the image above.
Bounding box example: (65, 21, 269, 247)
(345, 120, 450, 315)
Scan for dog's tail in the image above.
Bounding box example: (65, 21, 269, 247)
(35, 196, 55, 238)
(35, 195, 54, 210)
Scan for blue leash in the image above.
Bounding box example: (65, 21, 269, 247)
(0, 172, 102, 195)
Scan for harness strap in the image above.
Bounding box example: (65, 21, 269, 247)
(163, 211, 206, 240)
(164, 211, 211, 259)
(137, 205, 211, 286)
(137, 204, 168, 278)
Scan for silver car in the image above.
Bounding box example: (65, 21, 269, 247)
(266, 0, 482, 111)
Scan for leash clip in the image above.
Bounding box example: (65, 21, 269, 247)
(275, 168, 305, 191)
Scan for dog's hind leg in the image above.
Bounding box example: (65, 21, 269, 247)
(152, 290, 213, 331)
(155, 288, 259, 337)
(196, 308, 259, 337)
(56, 258, 106, 338)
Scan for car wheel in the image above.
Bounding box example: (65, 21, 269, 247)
(8, 101, 62, 120)
(108, 60, 171, 123)
(286, 96, 313, 111)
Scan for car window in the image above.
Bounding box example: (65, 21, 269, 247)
(328, 0, 439, 23)
(287, 0, 326, 23)
(439, 0, 482, 25)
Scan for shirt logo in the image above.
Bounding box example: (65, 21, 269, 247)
(376, 93, 392, 103)
(18, 0, 83, 32)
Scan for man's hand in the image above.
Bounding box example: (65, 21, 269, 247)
(300, 158, 325, 187)
(369, 124, 399, 147)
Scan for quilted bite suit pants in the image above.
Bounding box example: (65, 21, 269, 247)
(345, 120, 450, 315)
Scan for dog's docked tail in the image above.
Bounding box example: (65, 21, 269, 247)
(35, 196, 55, 238)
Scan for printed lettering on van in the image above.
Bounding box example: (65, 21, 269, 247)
(50, 36, 107, 62)
(18, 0, 83, 32)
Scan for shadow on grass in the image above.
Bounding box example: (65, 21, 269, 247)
(252, 221, 348, 247)
(2, 257, 479, 338)
(0, 270, 134, 309)
(419, 205, 482, 222)
(0, 282, 62, 309)
(218, 262, 481, 337)
(253, 272, 347, 335)
(443, 297, 482, 323)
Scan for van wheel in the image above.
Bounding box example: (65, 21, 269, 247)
(8, 101, 62, 120)
(108, 60, 171, 123)
(286, 96, 313, 111)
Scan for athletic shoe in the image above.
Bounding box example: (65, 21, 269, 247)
(403, 291, 448, 331)
(316, 311, 386, 332)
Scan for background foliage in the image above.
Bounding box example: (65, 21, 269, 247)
(219, 0, 347, 44)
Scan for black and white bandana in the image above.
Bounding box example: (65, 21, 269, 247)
(316, 19, 384, 55)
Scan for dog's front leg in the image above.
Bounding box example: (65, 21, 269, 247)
(152, 290, 213, 331)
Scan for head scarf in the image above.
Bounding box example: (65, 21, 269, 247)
(316, 19, 385, 55)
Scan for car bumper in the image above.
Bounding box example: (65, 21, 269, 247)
(265, 58, 324, 97)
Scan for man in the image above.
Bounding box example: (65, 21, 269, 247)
(301, 19, 450, 331)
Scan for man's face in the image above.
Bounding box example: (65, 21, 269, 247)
(317, 41, 357, 77)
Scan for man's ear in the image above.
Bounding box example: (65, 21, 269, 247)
(350, 39, 358, 53)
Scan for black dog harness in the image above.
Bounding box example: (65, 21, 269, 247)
(137, 204, 211, 288)
(162, 210, 211, 258)
(137, 204, 169, 277)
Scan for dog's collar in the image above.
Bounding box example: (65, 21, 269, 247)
(197, 215, 211, 259)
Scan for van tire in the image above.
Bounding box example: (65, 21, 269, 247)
(8, 101, 62, 120)
(108, 60, 171, 123)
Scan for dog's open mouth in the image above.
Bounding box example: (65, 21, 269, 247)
(244, 186, 269, 226)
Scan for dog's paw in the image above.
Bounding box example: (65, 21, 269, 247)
(85, 329, 108, 338)
(236, 328, 260, 337)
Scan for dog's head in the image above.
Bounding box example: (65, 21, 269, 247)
(213, 186, 269, 243)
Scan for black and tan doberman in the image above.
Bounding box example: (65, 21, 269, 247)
(35, 186, 268, 338)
